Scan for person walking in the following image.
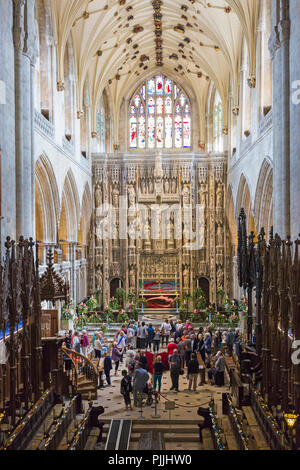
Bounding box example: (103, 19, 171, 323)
(169, 349, 181, 392)
(116, 330, 126, 362)
(121, 369, 133, 410)
(204, 333, 212, 366)
(80, 330, 89, 356)
(153, 355, 165, 393)
(160, 319, 172, 348)
(103, 350, 113, 386)
(214, 351, 226, 386)
(177, 338, 185, 369)
(133, 363, 149, 407)
(94, 333, 102, 359)
(153, 328, 161, 353)
(187, 353, 199, 392)
(167, 337, 178, 356)
(226, 328, 234, 357)
(146, 323, 154, 351)
(112, 342, 122, 376)
(137, 322, 148, 350)
(126, 323, 135, 348)
(183, 335, 192, 365)
(73, 331, 81, 354)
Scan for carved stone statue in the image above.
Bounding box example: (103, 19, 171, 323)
(95, 184, 102, 207)
(112, 187, 119, 208)
(216, 183, 223, 208)
(96, 268, 103, 290)
(140, 179, 145, 194)
(217, 224, 223, 246)
(128, 185, 135, 206)
(217, 267, 224, 290)
(183, 266, 189, 288)
(164, 179, 170, 194)
(182, 184, 190, 204)
(129, 265, 135, 289)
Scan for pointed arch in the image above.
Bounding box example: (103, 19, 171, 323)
(58, 168, 80, 242)
(35, 153, 60, 243)
(254, 158, 273, 235)
(236, 173, 255, 233)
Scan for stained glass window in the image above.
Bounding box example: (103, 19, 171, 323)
(128, 74, 191, 149)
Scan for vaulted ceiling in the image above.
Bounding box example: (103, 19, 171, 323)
(50, 0, 259, 135)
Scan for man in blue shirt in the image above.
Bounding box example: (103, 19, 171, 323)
(133, 363, 149, 407)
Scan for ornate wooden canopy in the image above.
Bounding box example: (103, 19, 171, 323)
(40, 250, 69, 304)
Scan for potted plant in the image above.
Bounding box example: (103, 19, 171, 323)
(86, 295, 98, 312)
(192, 287, 207, 311)
(115, 288, 126, 310)
(61, 298, 75, 330)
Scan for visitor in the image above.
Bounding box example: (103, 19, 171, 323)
(169, 349, 181, 392)
(177, 338, 186, 369)
(204, 333, 212, 366)
(197, 334, 205, 363)
(73, 331, 81, 354)
(226, 328, 234, 356)
(167, 337, 178, 356)
(214, 330, 222, 352)
(126, 347, 136, 378)
(170, 320, 176, 334)
(121, 369, 133, 410)
(214, 351, 226, 387)
(137, 322, 148, 350)
(65, 330, 73, 349)
(146, 323, 154, 351)
(116, 330, 126, 362)
(139, 350, 148, 371)
(153, 328, 161, 353)
(187, 353, 199, 392)
(160, 318, 172, 347)
(183, 335, 193, 365)
(80, 330, 89, 357)
(103, 349, 113, 386)
(233, 329, 241, 359)
(126, 323, 135, 348)
(153, 355, 165, 393)
(94, 333, 102, 359)
(133, 362, 149, 407)
(112, 342, 122, 376)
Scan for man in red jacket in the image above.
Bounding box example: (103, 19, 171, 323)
(167, 338, 178, 356)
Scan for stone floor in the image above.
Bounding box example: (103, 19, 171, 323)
(87, 347, 230, 450)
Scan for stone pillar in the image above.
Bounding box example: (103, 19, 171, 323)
(14, 0, 35, 239)
(269, 0, 290, 238)
(289, 0, 300, 240)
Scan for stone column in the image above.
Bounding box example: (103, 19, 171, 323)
(269, 0, 290, 238)
(289, 0, 300, 240)
(14, 0, 35, 239)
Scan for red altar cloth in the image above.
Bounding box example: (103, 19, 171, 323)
(145, 351, 169, 374)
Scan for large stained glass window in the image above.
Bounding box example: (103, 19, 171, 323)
(129, 74, 191, 149)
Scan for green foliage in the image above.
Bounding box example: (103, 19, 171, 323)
(115, 288, 126, 306)
(119, 312, 129, 324)
(127, 291, 138, 304)
(86, 295, 98, 311)
(192, 287, 207, 310)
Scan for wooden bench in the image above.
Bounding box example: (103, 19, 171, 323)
(242, 406, 270, 450)
(221, 416, 239, 450)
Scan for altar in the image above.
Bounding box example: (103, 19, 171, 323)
(139, 279, 179, 309)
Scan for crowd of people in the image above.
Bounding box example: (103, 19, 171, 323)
(63, 318, 242, 411)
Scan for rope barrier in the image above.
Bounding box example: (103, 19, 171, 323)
(158, 392, 211, 409)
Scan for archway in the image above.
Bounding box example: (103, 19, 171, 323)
(110, 278, 123, 299)
(198, 277, 210, 305)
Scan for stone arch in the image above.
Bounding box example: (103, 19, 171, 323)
(254, 158, 273, 236)
(35, 0, 54, 120)
(78, 183, 92, 251)
(236, 174, 255, 233)
(35, 154, 60, 244)
(58, 169, 80, 243)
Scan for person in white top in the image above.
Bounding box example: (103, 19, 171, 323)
(116, 330, 126, 362)
(160, 319, 172, 347)
(126, 324, 135, 348)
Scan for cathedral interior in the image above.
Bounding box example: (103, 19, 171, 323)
(0, 0, 299, 454)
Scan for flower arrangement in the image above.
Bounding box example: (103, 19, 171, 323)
(76, 312, 88, 328)
(61, 299, 74, 321)
(238, 296, 248, 317)
(86, 295, 98, 312)
(108, 297, 119, 311)
(119, 312, 129, 324)
(77, 302, 88, 315)
(193, 288, 207, 310)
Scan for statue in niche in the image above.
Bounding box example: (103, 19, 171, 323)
(129, 266, 136, 289)
(216, 183, 223, 208)
(171, 178, 177, 194)
(128, 185, 135, 207)
(96, 268, 103, 290)
(112, 186, 119, 208)
(95, 184, 102, 207)
(140, 179, 146, 194)
(164, 179, 170, 194)
(183, 266, 189, 289)
(182, 184, 190, 204)
(217, 267, 224, 290)
(149, 179, 154, 194)
(217, 224, 223, 246)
